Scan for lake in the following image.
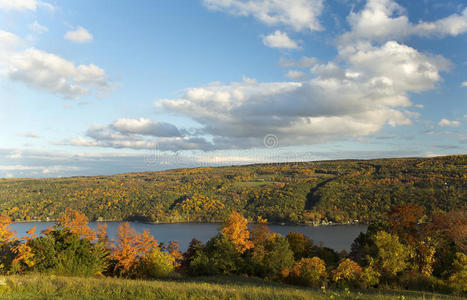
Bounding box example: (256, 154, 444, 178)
(11, 222, 367, 252)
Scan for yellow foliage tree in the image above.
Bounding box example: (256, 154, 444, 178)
(220, 212, 253, 254)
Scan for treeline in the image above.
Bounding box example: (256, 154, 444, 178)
(0, 155, 465, 223)
(0, 206, 465, 296)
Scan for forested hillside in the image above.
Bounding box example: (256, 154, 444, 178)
(0, 155, 465, 224)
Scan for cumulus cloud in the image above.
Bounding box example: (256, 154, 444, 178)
(279, 56, 318, 68)
(153, 39, 450, 149)
(112, 118, 182, 137)
(28, 21, 48, 34)
(0, 0, 53, 11)
(203, 0, 324, 31)
(0, 30, 22, 52)
(66, 118, 215, 151)
(262, 31, 301, 49)
(64, 27, 93, 43)
(438, 118, 460, 127)
(340, 0, 467, 43)
(461, 81, 467, 87)
(1, 40, 111, 99)
(285, 70, 308, 80)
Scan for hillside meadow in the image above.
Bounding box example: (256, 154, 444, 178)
(0, 275, 460, 300)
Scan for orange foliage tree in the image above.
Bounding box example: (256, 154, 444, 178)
(12, 227, 37, 272)
(110, 222, 159, 276)
(0, 215, 16, 246)
(57, 208, 96, 241)
(220, 211, 253, 254)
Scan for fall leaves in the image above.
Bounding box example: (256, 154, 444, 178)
(221, 212, 253, 254)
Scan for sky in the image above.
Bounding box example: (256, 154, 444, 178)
(0, 0, 466, 178)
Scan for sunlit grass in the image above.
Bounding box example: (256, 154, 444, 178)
(0, 275, 458, 300)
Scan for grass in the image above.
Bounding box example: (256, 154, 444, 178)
(0, 275, 461, 300)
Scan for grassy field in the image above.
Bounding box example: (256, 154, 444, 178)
(0, 275, 460, 300)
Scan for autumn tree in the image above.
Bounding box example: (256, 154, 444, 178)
(332, 258, 363, 287)
(110, 222, 159, 277)
(57, 208, 95, 241)
(286, 232, 314, 260)
(288, 257, 327, 287)
(220, 212, 253, 254)
(11, 227, 37, 273)
(388, 204, 425, 244)
(373, 231, 410, 278)
(0, 215, 16, 246)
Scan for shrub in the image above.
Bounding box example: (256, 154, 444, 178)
(189, 235, 243, 276)
(29, 229, 108, 276)
(288, 257, 327, 287)
(137, 248, 174, 278)
(332, 258, 362, 288)
(448, 252, 467, 295)
(358, 258, 380, 288)
(286, 232, 314, 260)
(248, 234, 294, 278)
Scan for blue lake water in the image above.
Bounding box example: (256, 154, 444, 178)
(11, 222, 367, 252)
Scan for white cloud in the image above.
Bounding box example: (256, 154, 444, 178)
(154, 40, 449, 149)
(28, 21, 48, 34)
(203, 0, 324, 31)
(67, 118, 214, 151)
(438, 118, 460, 127)
(0, 0, 53, 11)
(340, 0, 467, 43)
(461, 81, 467, 87)
(262, 30, 301, 49)
(7, 151, 22, 159)
(279, 56, 318, 68)
(112, 118, 181, 137)
(0, 30, 22, 52)
(64, 27, 93, 43)
(3, 47, 111, 99)
(285, 70, 308, 80)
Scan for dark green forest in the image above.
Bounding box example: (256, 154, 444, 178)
(0, 155, 465, 223)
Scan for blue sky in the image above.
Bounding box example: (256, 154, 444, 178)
(0, 0, 466, 178)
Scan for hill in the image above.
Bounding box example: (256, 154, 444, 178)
(0, 155, 465, 224)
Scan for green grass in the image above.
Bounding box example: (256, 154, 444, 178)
(0, 275, 460, 300)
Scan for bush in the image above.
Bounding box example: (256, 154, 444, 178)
(448, 252, 467, 295)
(248, 234, 295, 278)
(358, 258, 380, 288)
(189, 235, 243, 276)
(137, 248, 174, 278)
(29, 229, 108, 277)
(288, 257, 327, 287)
(286, 232, 314, 260)
(332, 258, 362, 288)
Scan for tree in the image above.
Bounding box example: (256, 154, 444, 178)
(286, 232, 314, 260)
(248, 234, 295, 278)
(11, 227, 37, 273)
(0, 215, 16, 246)
(220, 212, 253, 254)
(137, 248, 174, 278)
(448, 252, 467, 295)
(388, 204, 425, 244)
(374, 231, 411, 278)
(110, 222, 159, 277)
(332, 258, 362, 287)
(57, 208, 95, 241)
(288, 257, 327, 287)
